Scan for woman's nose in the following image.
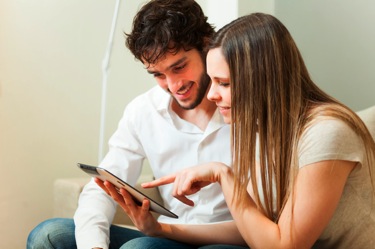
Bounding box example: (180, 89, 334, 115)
(207, 83, 220, 102)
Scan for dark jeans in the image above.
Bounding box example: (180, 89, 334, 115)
(27, 218, 249, 249)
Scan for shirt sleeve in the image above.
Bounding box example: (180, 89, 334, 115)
(298, 118, 365, 168)
(74, 100, 146, 249)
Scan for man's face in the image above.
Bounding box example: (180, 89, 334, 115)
(145, 49, 210, 110)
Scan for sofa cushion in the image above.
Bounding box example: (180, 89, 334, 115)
(357, 105, 375, 139)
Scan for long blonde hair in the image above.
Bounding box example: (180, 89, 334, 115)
(210, 13, 375, 220)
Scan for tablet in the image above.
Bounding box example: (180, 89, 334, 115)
(77, 163, 178, 219)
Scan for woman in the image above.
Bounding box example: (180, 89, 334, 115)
(142, 13, 375, 248)
(104, 13, 375, 248)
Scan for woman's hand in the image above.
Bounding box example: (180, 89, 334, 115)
(142, 162, 230, 206)
(94, 178, 162, 236)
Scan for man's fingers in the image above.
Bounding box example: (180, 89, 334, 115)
(120, 188, 137, 205)
(141, 198, 150, 213)
(94, 178, 111, 195)
(119, 188, 151, 219)
(104, 180, 117, 192)
(94, 177, 105, 189)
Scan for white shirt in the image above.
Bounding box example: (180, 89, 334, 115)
(74, 86, 232, 249)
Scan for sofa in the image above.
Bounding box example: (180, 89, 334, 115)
(359, 105, 375, 138)
(53, 105, 375, 227)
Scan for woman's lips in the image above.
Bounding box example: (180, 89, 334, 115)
(218, 106, 230, 115)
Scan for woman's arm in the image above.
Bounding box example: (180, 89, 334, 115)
(220, 160, 355, 249)
(156, 221, 246, 246)
(97, 177, 246, 246)
(145, 160, 356, 248)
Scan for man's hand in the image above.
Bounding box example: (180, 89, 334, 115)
(94, 178, 162, 236)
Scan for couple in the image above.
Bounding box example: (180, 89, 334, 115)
(28, 0, 375, 248)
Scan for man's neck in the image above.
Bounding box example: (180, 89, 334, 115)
(171, 98, 217, 131)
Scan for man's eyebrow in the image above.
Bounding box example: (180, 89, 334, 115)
(147, 56, 187, 75)
(167, 56, 187, 70)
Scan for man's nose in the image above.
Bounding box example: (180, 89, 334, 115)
(166, 76, 183, 94)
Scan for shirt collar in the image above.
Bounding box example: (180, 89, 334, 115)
(151, 86, 228, 134)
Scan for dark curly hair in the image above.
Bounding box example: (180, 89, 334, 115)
(125, 0, 215, 64)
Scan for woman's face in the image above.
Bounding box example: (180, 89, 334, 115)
(206, 47, 232, 124)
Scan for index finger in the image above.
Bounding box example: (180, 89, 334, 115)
(94, 177, 109, 193)
(141, 174, 176, 188)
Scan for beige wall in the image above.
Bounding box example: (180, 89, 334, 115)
(0, 1, 151, 248)
(1, 0, 374, 248)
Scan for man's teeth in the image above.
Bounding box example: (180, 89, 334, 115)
(177, 85, 191, 95)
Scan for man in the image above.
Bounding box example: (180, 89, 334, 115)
(27, 0, 232, 248)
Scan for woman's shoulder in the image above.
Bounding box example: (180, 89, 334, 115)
(302, 117, 357, 143)
(299, 117, 364, 167)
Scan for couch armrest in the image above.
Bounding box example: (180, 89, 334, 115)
(357, 105, 375, 139)
(53, 177, 89, 218)
(53, 174, 162, 226)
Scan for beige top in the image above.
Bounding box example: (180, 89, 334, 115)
(299, 119, 375, 249)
